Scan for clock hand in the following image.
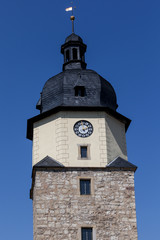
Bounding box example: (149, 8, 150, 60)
(82, 126, 88, 132)
(81, 121, 84, 127)
(81, 121, 86, 130)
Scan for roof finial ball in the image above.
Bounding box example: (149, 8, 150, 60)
(70, 15, 75, 33)
(70, 15, 75, 21)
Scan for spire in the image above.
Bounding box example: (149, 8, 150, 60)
(65, 1, 76, 34)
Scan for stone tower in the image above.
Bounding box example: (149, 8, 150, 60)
(27, 32, 138, 240)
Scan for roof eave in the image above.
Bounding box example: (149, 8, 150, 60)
(26, 106, 131, 140)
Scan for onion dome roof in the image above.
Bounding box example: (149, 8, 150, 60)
(65, 33, 83, 43)
(36, 69, 118, 113)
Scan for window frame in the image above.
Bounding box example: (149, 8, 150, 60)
(77, 144, 91, 160)
(80, 179, 91, 195)
(81, 227, 93, 240)
(78, 226, 96, 240)
(77, 176, 94, 196)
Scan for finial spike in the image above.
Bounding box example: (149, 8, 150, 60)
(65, 0, 76, 33)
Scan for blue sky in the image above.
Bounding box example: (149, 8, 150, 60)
(0, 0, 159, 239)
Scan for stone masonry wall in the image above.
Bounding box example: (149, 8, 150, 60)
(33, 169, 137, 240)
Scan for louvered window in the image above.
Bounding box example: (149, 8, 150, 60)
(80, 179, 91, 195)
(81, 228, 92, 240)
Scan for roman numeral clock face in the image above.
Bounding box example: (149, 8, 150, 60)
(74, 120, 93, 138)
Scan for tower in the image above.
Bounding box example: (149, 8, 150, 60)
(27, 29, 138, 239)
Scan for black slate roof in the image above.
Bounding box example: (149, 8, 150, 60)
(65, 33, 83, 43)
(35, 33, 119, 113)
(34, 156, 64, 168)
(37, 69, 118, 113)
(107, 157, 137, 171)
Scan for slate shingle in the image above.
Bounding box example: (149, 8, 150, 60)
(107, 157, 137, 171)
(34, 156, 64, 168)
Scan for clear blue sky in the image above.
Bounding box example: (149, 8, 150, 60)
(0, 0, 159, 239)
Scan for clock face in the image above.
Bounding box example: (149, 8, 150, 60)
(73, 120, 93, 138)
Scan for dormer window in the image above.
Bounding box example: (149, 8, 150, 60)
(75, 86, 85, 97)
(73, 48, 78, 60)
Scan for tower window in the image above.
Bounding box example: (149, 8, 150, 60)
(81, 146, 87, 158)
(80, 179, 91, 195)
(66, 49, 70, 62)
(75, 86, 85, 97)
(73, 48, 78, 60)
(77, 144, 91, 160)
(80, 52, 85, 62)
(81, 227, 92, 240)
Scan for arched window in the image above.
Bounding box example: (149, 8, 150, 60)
(73, 48, 78, 60)
(80, 51, 84, 61)
(66, 49, 70, 62)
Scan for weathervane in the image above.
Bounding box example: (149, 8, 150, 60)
(65, 1, 76, 33)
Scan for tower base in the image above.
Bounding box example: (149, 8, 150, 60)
(31, 167, 138, 240)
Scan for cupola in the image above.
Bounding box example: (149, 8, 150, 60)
(36, 33, 118, 114)
(61, 33, 87, 71)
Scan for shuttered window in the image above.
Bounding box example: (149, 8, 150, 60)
(80, 179, 91, 195)
(81, 228, 92, 240)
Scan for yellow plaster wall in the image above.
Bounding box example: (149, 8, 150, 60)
(32, 111, 127, 167)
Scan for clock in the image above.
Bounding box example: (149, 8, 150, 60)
(73, 120, 93, 138)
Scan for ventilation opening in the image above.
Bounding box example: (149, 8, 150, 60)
(66, 49, 70, 62)
(73, 48, 78, 60)
(75, 86, 85, 97)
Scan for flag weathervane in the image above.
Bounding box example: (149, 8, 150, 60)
(65, 1, 76, 33)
